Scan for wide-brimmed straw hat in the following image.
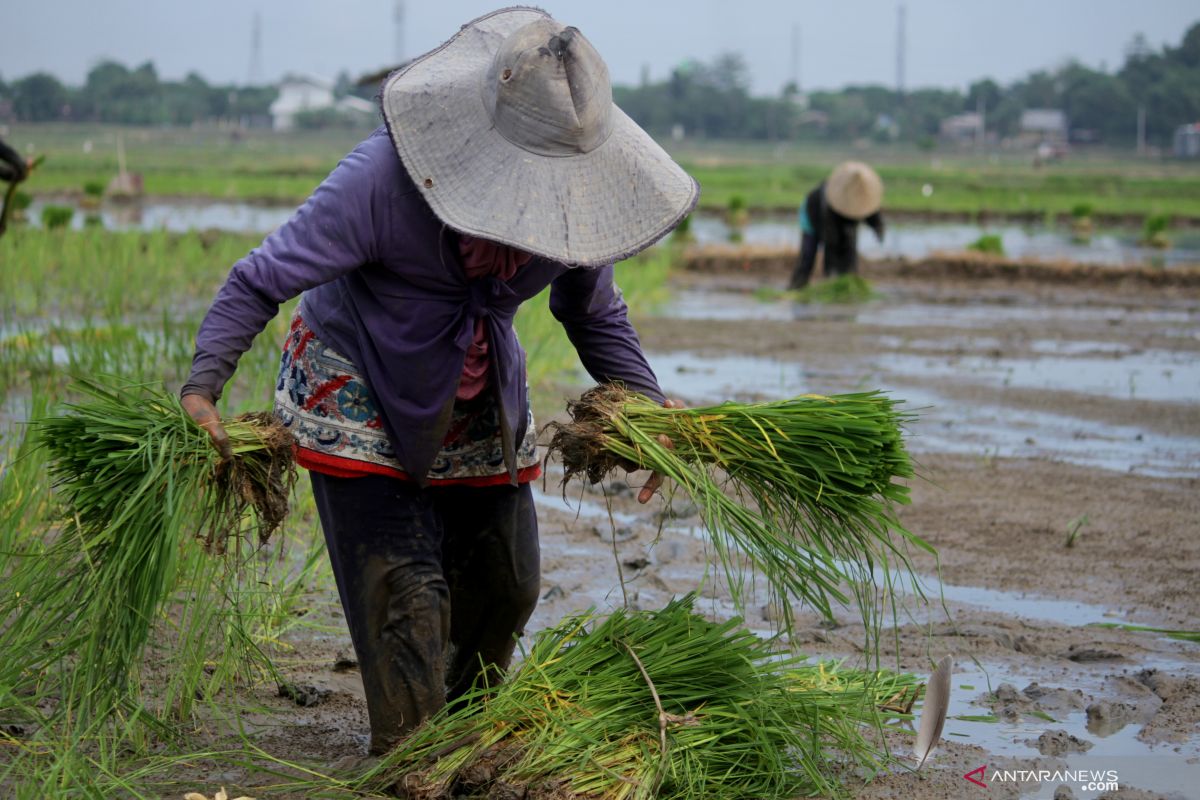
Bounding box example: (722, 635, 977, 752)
(825, 161, 884, 220)
(380, 7, 699, 266)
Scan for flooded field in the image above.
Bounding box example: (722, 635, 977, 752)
(690, 213, 1200, 267)
(3, 223, 1197, 797)
(23, 198, 1200, 267)
(563, 266, 1199, 799)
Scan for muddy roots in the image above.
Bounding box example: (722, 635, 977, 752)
(207, 412, 297, 551)
(545, 384, 637, 484)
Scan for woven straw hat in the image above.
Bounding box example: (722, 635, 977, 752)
(825, 161, 884, 220)
(381, 7, 700, 266)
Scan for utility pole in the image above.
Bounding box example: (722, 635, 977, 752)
(977, 96, 985, 149)
(895, 4, 907, 99)
(791, 23, 801, 93)
(248, 12, 263, 85)
(394, 0, 406, 65)
(1137, 105, 1146, 155)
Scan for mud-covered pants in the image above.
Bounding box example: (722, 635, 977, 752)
(310, 472, 541, 754)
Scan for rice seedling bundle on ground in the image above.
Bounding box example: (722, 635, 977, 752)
(547, 385, 931, 635)
(791, 274, 880, 304)
(354, 595, 921, 800)
(0, 378, 295, 726)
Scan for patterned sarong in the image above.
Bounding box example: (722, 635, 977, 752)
(273, 309, 540, 485)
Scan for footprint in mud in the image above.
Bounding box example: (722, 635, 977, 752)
(1086, 700, 1142, 736)
(1028, 728, 1094, 756)
(986, 681, 1086, 722)
(277, 682, 332, 707)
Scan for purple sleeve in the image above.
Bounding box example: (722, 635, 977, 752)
(548, 265, 665, 403)
(181, 139, 383, 402)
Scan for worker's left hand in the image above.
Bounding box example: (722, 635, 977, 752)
(637, 397, 684, 504)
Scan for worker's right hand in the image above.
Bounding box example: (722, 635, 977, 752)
(181, 393, 233, 460)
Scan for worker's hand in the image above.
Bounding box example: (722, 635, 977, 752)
(181, 393, 233, 460)
(637, 398, 684, 504)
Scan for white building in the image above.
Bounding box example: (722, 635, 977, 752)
(1174, 123, 1200, 159)
(939, 112, 984, 144)
(269, 75, 376, 131)
(1019, 109, 1069, 144)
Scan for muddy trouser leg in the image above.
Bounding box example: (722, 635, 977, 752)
(434, 483, 540, 705)
(309, 471, 451, 754)
(788, 233, 819, 290)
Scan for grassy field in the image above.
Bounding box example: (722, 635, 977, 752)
(9, 123, 1200, 221)
(0, 225, 672, 798)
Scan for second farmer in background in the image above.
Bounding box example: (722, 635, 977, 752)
(788, 161, 885, 290)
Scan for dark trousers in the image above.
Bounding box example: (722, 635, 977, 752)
(309, 472, 540, 753)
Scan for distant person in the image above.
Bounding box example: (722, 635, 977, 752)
(0, 136, 31, 238)
(0, 137, 28, 185)
(788, 161, 885, 290)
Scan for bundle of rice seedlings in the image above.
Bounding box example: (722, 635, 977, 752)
(791, 274, 879, 304)
(547, 385, 930, 634)
(354, 595, 921, 800)
(0, 378, 294, 723)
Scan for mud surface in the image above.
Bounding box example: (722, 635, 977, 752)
(192, 263, 1198, 799)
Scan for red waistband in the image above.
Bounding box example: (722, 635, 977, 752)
(295, 445, 541, 487)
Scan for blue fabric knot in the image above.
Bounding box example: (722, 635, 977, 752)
(456, 278, 517, 350)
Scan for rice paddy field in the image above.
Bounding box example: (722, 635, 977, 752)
(2, 124, 1199, 799)
(11, 123, 1200, 221)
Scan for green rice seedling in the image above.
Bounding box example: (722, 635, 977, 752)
(1088, 623, 1200, 643)
(39, 205, 75, 230)
(350, 596, 920, 800)
(791, 274, 880, 304)
(966, 233, 1004, 255)
(1142, 213, 1171, 248)
(0, 378, 295, 728)
(547, 385, 930, 637)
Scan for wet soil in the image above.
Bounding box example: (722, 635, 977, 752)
(592, 263, 1198, 799)
(161, 261, 1198, 799)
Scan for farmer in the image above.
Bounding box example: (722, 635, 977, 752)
(788, 161, 885, 290)
(0, 136, 31, 238)
(181, 7, 696, 755)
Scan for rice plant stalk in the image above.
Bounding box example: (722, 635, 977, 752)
(348, 595, 921, 800)
(547, 384, 933, 639)
(0, 377, 295, 728)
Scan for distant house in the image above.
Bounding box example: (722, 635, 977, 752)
(1175, 123, 1200, 158)
(939, 112, 984, 144)
(1019, 109, 1069, 144)
(269, 75, 376, 131)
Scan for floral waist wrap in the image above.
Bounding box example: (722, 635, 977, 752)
(273, 309, 540, 485)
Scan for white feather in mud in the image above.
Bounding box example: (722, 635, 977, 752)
(913, 655, 953, 767)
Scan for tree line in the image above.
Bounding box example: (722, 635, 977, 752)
(615, 22, 1200, 146)
(3, 22, 1198, 146)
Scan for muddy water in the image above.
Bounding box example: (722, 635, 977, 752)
(643, 350, 1200, 477)
(24, 198, 1200, 266)
(531, 474, 1199, 800)
(572, 268, 1200, 797)
(650, 286, 1200, 478)
(25, 198, 297, 234)
(690, 213, 1200, 267)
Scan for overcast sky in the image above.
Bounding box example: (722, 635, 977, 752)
(6, 1, 1198, 95)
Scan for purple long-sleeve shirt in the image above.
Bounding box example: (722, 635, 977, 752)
(183, 127, 664, 485)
